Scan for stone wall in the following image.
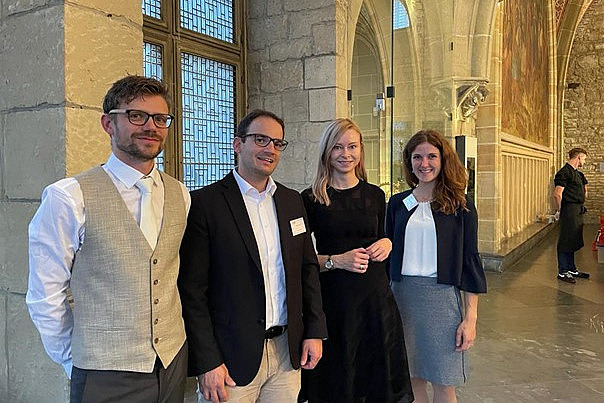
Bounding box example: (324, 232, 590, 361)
(246, 0, 344, 190)
(564, 0, 604, 224)
(1, 1, 69, 400)
(0, 1, 141, 401)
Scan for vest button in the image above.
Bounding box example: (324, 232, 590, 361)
(154, 318, 159, 325)
(154, 298, 159, 304)
(153, 259, 158, 264)
(153, 279, 159, 285)
(154, 337, 159, 344)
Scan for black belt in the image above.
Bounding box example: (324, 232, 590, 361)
(265, 325, 287, 339)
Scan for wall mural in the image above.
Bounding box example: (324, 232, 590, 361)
(502, 0, 550, 146)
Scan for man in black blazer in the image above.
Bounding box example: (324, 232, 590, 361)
(179, 109, 327, 403)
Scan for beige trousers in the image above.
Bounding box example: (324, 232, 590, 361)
(197, 331, 300, 403)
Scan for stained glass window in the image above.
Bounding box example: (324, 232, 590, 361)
(143, 41, 165, 171)
(180, 0, 234, 43)
(143, 0, 161, 19)
(181, 52, 236, 189)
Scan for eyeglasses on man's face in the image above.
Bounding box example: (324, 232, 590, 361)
(240, 133, 289, 151)
(108, 109, 174, 128)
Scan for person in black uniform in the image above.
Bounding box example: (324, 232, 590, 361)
(300, 118, 413, 403)
(553, 147, 589, 283)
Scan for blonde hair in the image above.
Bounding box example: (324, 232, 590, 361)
(403, 129, 468, 214)
(310, 118, 367, 206)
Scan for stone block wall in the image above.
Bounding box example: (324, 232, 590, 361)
(0, 1, 69, 400)
(247, 0, 340, 190)
(0, 1, 142, 401)
(564, 1, 604, 224)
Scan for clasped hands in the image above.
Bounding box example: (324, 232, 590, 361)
(332, 238, 392, 273)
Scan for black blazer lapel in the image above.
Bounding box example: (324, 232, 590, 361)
(221, 172, 262, 271)
(272, 185, 292, 273)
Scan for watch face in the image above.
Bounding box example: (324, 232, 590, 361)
(325, 258, 334, 269)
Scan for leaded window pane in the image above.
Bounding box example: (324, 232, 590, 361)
(143, 41, 165, 171)
(144, 42, 163, 81)
(143, 0, 162, 19)
(181, 52, 236, 189)
(394, 0, 410, 29)
(180, 0, 234, 43)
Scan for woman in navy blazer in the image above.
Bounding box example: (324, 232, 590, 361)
(386, 130, 486, 403)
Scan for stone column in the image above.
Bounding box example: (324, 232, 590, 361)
(0, 1, 142, 401)
(475, 3, 503, 255)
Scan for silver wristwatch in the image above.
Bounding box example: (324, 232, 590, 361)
(324, 256, 334, 270)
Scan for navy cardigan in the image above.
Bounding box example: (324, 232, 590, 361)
(386, 189, 487, 294)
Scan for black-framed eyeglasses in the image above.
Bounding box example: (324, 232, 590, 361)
(240, 133, 289, 151)
(108, 109, 174, 128)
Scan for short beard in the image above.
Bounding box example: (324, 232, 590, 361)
(115, 131, 164, 162)
(117, 142, 163, 161)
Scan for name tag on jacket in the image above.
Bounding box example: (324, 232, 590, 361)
(290, 217, 306, 236)
(403, 194, 418, 210)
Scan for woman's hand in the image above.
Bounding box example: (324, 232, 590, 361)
(332, 248, 370, 273)
(366, 238, 392, 262)
(455, 317, 477, 351)
(456, 292, 478, 351)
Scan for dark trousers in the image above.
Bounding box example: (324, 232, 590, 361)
(557, 251, 576, 274)
(70, 342, 187, 403)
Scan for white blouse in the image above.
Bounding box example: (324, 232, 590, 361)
(401, 202, 438, 277)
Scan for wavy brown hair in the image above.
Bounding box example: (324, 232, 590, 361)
(311, 118, 367, 206)
(403, 129, 468, 214)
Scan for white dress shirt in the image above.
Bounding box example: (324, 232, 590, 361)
(26, 153, 190, 377)
(233, 169, 288, 329)
(401, 202, 438, 277)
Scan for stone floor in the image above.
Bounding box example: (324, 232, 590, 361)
(184, 224, 604, 402)
(458, 224, 604, 402)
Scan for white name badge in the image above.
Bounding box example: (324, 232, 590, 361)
(290, 217, 306, 236)
(403, 194, 418, 211)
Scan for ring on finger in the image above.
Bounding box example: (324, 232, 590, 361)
(360, 264, 365, 270)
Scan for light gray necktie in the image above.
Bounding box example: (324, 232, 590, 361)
(135, 176, 158, 249)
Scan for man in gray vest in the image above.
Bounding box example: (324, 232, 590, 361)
(26, 75, 190, 402)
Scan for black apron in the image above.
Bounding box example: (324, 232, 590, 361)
(557, 203, 584, 252)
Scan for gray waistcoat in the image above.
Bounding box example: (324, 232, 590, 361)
(71, 166, 187, 372)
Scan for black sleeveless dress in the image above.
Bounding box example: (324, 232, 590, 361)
(300, 181, 413, 403)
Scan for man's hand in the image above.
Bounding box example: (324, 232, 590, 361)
(198, 364, 236, 403)
(300, 338, 323, 369)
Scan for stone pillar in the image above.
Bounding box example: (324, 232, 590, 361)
(247, 0, 343, 190)
(475, 2, 502, 255)
(0, 1, 142, 401)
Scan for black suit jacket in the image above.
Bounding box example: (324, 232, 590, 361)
(386, 189, 487, 294)
(178, 172, 327, 385)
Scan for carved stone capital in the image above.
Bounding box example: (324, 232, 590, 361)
(458, 83, 489, 121)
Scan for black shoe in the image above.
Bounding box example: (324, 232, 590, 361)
(568, 269, 590, 279)
(557, 272, 576, 283)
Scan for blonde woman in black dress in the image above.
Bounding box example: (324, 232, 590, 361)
(300, 118, 412, 403)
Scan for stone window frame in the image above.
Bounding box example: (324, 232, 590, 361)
(143, 0, 246, 182)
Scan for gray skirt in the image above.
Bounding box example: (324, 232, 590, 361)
(391, 276, 467, 386)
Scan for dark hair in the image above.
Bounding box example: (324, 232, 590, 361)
(568, 147, 587, 159)
(403, 129, 468, 214)
(102, 75, 170, 113)
(236, 109, 284, 138)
